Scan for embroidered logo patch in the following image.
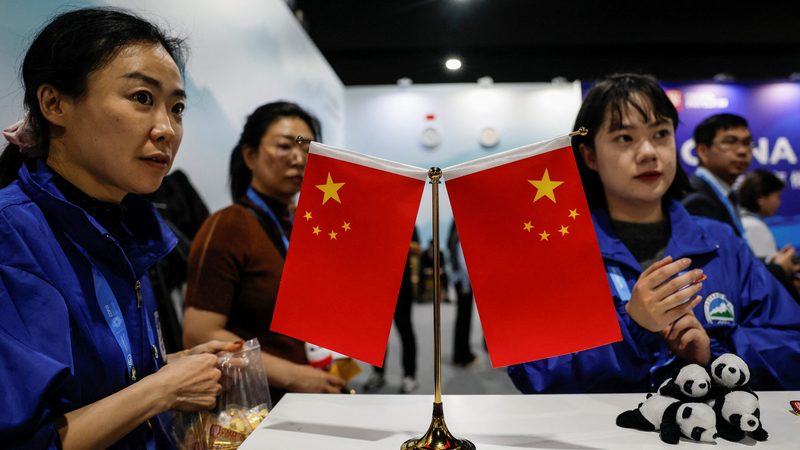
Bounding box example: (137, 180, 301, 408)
(704, 292, 735, 324)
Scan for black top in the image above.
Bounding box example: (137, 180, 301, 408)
(51, 171, 129, 243)
(610, 218, 670, 269)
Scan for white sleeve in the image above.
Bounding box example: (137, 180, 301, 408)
(741, 215, 777, 259)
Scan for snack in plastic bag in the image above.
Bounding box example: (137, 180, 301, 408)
(172, 338, 272, 449)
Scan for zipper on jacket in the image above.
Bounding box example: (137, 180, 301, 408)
(135, 280, 143, 309)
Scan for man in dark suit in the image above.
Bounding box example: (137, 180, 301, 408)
(682, 113, 754, 236)
(683, 113, 799, 301)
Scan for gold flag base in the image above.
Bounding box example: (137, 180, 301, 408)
(401, 403, 475, 450)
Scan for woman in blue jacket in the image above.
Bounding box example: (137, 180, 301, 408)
(0, 8, 238, 449)
(508, 74, 800, 393)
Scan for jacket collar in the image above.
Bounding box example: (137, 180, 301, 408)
(694, 166, 732, 196)
(592, 199, 720, 271)
(18, 159, 176, 278)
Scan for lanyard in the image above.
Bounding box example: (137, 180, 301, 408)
(694, 170, 747, 238)
(607, 264, 632, 302)
(608, 261, 679, 389)
(64, 233, 159, 383)
(246, 187, 291, 252)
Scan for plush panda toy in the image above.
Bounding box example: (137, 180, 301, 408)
(663, 402, 718, 444)
(616, 394, 718, 444)
(658, 364, 711, 402)
(618, 353, 767, 445)
(709, 388, 768, 441)
(616, 394, 678, 433)
(710, 353, 750, 392)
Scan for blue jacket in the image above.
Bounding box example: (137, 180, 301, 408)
(0, 160, 177, 449)
(508, 200, 800, 393)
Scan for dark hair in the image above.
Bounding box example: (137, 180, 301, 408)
(739, 169, 785, 213)
(571, 73, 690, 210)
(229, 101, 322, 200)
(693, 113, 749, 148)
(0, 7, 186, 187)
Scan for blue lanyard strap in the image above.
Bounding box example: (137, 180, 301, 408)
(694, 170, 746, 238)
(137, 280, 160, 371)
(607, 264, 632, 302)
(246, 187, 291, 252)
(607, 262, 679, 389)
(64, 233, 159, 383)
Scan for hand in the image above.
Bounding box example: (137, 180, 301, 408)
(660, 311, 711, 366)
(155, 353, 222, 411)
(187, 339, 244, 356)
(287, 364, 347, 393)
(625, 256, 705, 332)
(770, 244, 796, 276)
(168, 340, 244, 363)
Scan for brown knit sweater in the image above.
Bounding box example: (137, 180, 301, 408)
(184, 198, 306, 368)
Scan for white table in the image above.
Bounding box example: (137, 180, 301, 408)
(240, 392, 799, 449)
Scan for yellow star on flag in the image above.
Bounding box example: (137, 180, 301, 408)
(304, 211, 313, 220)
(312, 226, 321, 236)
(528, 169, 564, 203)
(569, 208, 579, 219)
(539, 230, 550, 241)
(559, 225, 569, 236)
(523, 221, 533, 232)
(342, 221, 351, 231)
(328, 230, 338, 240)
(316, 173, 345, 205)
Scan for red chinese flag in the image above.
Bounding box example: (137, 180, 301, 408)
(271, 142, 427, 366)
(444, 135, 621, 367)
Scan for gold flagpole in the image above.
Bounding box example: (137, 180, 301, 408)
(401, 167, 475, 450)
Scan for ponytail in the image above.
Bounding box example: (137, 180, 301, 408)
(228, 144, 251, 200)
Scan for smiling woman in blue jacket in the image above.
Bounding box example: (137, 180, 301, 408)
(0, 8, 239, 450)
(508, 74, 800, 393)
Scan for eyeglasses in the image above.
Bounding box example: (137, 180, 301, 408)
(712, 137, 756, 151)
(265, 140, 311, 156)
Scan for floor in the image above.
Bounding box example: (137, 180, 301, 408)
(348, 299, 520, 395)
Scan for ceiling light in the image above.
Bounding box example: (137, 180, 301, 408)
(445, 58, 462, 71)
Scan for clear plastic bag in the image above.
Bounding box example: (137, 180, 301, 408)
(172, 338, 272, 449)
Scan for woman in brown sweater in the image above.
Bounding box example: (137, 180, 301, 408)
(183, 102, 345, 403)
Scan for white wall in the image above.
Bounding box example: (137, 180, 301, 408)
(0, 0, 344, 212)
(344, 81, 583, 244)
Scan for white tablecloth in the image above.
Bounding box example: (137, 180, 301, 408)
(239, 392, 799, 449)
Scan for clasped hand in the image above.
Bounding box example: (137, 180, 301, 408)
(625, 256, 711, 365)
